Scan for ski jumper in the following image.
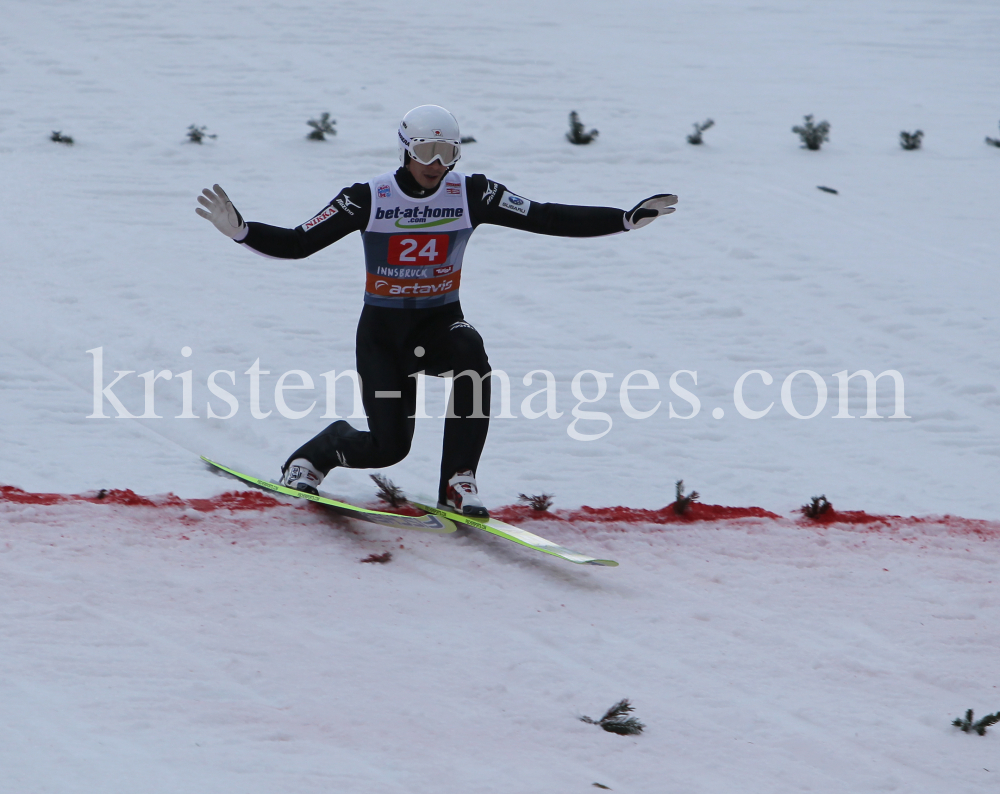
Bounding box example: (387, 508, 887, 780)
(240, 167, 627, 503)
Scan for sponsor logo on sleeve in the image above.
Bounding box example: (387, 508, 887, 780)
(499, 191, 530, 216)
(377, 184, 392, 199)
(482, 181, 498, 204)
(335, 194, 361, 215)
(301, 205, 338, 231)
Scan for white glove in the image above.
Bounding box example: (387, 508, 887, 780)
(624, 194, 678, 230)
(196, 184, 248, 240)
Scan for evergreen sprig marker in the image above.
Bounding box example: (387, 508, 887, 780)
(986, 122, 1000, 148)
(900, 130, 923, 150)
(567, 111, 598, 145)
(580, 698, 645, 735)
(687, 119, 714, 145)
(307, 113, 337, 140)
(517, 493, 554, 511)
(793, 115, 830, 150)
(952, 709, 1000, 735)
(802, 495, 832, 518)
(50, 130, 74, 145)
(371, 473, 406, 508)
(674, 479, 700, 515)
(187, 125, 216, 144)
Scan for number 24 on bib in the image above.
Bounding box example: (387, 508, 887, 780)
(388, 234, 449, 265)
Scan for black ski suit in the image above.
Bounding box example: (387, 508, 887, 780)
(239, 166, 626, 502)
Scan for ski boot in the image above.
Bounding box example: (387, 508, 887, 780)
(442, 469, 489, 519)
(280, 458, 324, 495)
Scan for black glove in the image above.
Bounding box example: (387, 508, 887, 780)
(624, 194, 678, 230)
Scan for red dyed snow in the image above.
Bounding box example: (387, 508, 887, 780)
(2, 484, 999, 539)
(489, 502, 1000, 540)
(798, 507, 1000, 538)
(0, 485, 68, 506)
(802, 508, 892, 526)
(491, 502, 781, 525)
(187, 490, 285, 512)
(0, 485, 282, 512)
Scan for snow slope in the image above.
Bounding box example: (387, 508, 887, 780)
(2, 492, 999, 793)
(3, 0, 1000, 516)
(2, 0, 1000, 791)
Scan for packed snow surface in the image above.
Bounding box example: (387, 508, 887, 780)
(2, 0, 999, 791)
(2, 491, 999, 793)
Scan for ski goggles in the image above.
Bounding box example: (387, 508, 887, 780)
(407, 138, 461, 166)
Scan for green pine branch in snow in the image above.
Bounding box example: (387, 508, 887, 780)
(792, 114, 830, 150)
(371, 473, 406, 507)
(581, 698, 645, 735)
(187, 124, 216, 144)
(687, 118, 714, 145)
(802, 495, 832, 518)
(567, 111, 598, 145)
(307, 112, 337, 140)
(674, 480, 700, 515)
(899, 130, 923, 150)
(518, 492, 554, 511)
(952, 709, 1000, 735)
(987, 121, 1000, 148)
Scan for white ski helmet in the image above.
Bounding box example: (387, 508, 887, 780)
(398, 105, 462, 167)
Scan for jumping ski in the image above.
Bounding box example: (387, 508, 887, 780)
(202, 457, 617, 566)
(409, 500, 619, 567)
(201, 457, 457, 534)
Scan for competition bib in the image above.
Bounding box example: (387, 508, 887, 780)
(362, 172, 473, 308)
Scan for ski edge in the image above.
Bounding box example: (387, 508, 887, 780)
(411, 501, 619, 567)
(201, 457, 457, 534)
